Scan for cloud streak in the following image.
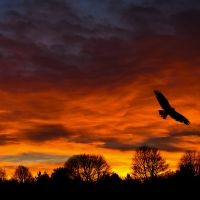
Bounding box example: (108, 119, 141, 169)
(0, 152, 69, 163)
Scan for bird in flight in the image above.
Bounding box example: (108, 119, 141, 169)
(153, 90, 190, 125)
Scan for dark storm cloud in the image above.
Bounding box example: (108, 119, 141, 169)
(0, 134, 18, 145)
(69, 132, 137, 151)
(95, 136, 183, 152)
(140, 128, 200, 152)
(0, 124, 74, 145)
(0, 0, 199, 95)
(170, 9, 200, 36)
(97, 138, 136, 151)
(73, 123, 200, 151)
(0, 0, 132, 93)
(91, 132, 182, 152)
(96, 131, 200, 152)
(21, 124, 72, 142)
(140, 136, 186, 152)
(3, 123, 110, 145)
(65, 121, 200, 152)
(120, 4, 166, 34)
(123, 0, 200, 12)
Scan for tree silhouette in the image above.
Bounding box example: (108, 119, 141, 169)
(35, 171, 50, 184)
(12, 165, 33, 183)
(50, 167, 71, 186)
(0, 150, 200, 198)
(64, 154, 111, 183)
(177, 150, 200, 177)
(0, 168, 6, 181)
(131, 145, 169, 182)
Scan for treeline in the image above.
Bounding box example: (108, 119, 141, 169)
(0, 145, 200, 199)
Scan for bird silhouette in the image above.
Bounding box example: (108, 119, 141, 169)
(154, 90, 190, 125)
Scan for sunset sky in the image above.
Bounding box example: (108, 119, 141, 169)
(0, 0, 200, 178)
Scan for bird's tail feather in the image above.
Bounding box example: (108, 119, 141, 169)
(159, 110, 168, 119)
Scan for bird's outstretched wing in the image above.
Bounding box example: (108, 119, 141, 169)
(169, 110, 190, 125)
(153, 90, 171, 110)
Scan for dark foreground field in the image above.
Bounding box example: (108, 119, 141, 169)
(1, 174, 200, 200)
